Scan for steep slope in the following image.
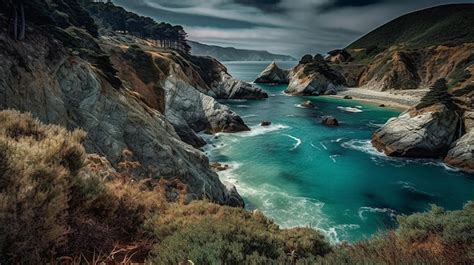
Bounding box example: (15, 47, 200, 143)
(348, 4, 474, 49)
(0, 3, 246, 206)
(189, 40, 296, 61)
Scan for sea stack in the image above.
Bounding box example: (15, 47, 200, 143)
(254, 62, 289, 84)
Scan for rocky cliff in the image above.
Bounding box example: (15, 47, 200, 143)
(102, 35, 267, 147)
(371, 78, 473, 173)
(0, 15, 251, 206)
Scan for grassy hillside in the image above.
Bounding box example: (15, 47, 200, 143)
(348, 4, 474, 49)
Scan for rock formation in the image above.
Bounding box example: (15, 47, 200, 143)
(255, 62, 289, 84)
(321, 116, 339, 126)
(0, 23, 245, 206)
(444, 131, 474, 173)
(372, 104, 459, 158)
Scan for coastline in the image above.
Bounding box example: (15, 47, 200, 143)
(326, 87, 426, 111)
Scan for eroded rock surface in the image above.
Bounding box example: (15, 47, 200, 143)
(445, 130, 474, 174)
(372, 104, 460, 158)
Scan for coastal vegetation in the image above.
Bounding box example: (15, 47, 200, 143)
(0, 0, 472, 263)
(1, 110, 473, 264)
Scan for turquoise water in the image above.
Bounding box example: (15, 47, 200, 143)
(206, 61, 474, 243)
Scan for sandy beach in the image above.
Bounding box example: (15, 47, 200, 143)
(328, 87, 428, 111)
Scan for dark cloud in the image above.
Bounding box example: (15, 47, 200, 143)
(320, 0, 384, 11)
(233, 0, 284, 13)
(113, 0, 467, 58)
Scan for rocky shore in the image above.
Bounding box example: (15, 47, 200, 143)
(0, 19, 273, 206)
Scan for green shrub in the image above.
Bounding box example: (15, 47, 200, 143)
(416, 78, 454, 109)
(146, 201, 331, 264)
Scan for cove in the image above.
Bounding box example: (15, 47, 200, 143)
(204, 61, 474, 243)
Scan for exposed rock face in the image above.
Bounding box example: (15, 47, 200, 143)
(464, 111, 474, 132)
(104, 36, 260, 146)
(164, 75, 249, 134)
(445, 131, 474, 174)
(367, 52, 420, 91)
(285, 56, 346, 96)
(255, 62, 289, 84)
(0, 28, 244, 207)
(372, 104, 459, 158)
(326, 49, 352, 63)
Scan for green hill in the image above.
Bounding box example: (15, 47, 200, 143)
(348, 4, 474, 49)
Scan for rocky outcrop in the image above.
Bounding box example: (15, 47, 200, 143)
(445, 131, 474, 174)
(326, 49, 352, 63)
(103, 36, 263, 147)
(285, 55, 345, 96)
(372, 104, 460, 158)
(255, 62, 289, 84)
(0, 26, 244, 206)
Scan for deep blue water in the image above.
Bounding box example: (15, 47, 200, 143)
(205, 61, 474, 243)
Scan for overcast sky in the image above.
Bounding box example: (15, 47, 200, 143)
(113, 0, 469, 57)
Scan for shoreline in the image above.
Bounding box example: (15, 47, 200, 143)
(326, 87, 425, 111)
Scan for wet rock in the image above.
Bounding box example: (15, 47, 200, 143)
(301, 100, 315, 108)
(343, 95, 353, 99)
(321, 116, 339, 126)
(260, 121, 272, 126)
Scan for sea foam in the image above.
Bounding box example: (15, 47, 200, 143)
(284, 134, 302, 150)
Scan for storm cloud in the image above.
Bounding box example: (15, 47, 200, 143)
(113, 0, 467, 57)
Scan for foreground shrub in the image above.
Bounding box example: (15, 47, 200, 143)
(416, 78, 455, 109)
(146, 201, 331, 264)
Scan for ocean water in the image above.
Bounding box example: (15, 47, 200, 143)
(205, 61, 474, 243)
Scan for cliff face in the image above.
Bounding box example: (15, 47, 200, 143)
(0, 23, 245, 206)
(102, 35, 266, 147)
(341, 44, 474, 92)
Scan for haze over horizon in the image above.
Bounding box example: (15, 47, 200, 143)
(112, 0, 468, 57)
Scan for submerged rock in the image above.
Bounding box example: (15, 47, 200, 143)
(321, 116, 339, 126)
(254, 62, 289, 84)
(445, 131, 474, 174)
(260, 121, 272, 126)
(371, 104, 459, 158)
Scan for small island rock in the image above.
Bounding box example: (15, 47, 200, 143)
(321, 116, 339, 126)
(301, 101, 315, 108)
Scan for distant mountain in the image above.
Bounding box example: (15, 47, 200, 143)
(189, 41, 296, 62)
(347, 4, 474, 49)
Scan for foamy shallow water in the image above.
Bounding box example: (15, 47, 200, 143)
(203, 61, 474, 243)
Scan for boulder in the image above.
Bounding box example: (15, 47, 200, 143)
(371, 104, 459, 158)
(444, 131, 474, 174)
(379, 104, 386, 107)
(260, 121, 272, 126)
(301, 101, 315, 108)
(343, 95, 353, 99)
(254, 62, 289, 84)
(321, 116, 339, 126)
